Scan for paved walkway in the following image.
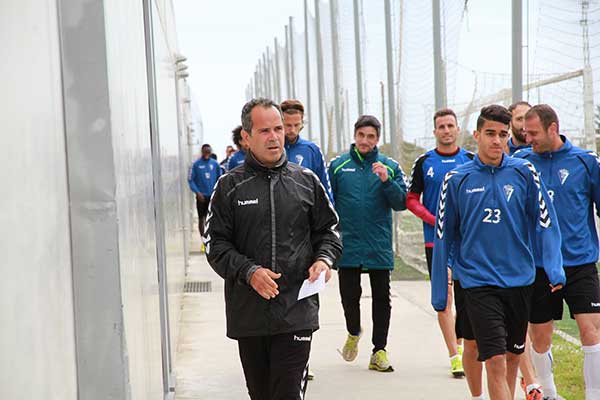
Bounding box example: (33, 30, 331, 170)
(173, 253, 492, 399)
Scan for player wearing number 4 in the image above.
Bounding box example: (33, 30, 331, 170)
(407, 108, 474, 380)
(432, 105, 566, 400)
(515, 104, 600, 400)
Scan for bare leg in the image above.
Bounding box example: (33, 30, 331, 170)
(575, 313, 600, 398)
(463, 339, 484, 397)
(486, 353, 511, 400)
(438, 282, 459, 356)
(506, 352, 521, 399)
(519, 333, 538, 392)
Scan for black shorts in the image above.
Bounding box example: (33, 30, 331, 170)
(196, 197, 209, 220)
(465, 285, 533, 361)
(454, 280, 474, 341)
(425, 246, 433, 277)
(530, 263, 600, 323)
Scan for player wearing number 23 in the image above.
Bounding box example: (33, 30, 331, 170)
(431, 109, 566, 313)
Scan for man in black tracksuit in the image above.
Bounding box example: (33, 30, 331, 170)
(205, 98, 342, 400)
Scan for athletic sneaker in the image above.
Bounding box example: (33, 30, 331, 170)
(341, 332, 361, 362)
(368, 350, 394, 372)
(526, 388, 544, 400)
(450, 355, 465, 377)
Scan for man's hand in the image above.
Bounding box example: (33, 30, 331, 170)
(550, 283, 563, 293)
(308, 260, 331, 283)
(372, 162, 388, 182)
(250, 267, 281, 300)
(196, 192, 205, 202)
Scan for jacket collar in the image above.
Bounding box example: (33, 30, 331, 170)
(350, 143, 378, 163)
(473, 153, 508, 171)
(536, 135, 571, 158)
(508, 138, 530, 154)
(244, 149, 288, 173)
(285, 136, 304, 149)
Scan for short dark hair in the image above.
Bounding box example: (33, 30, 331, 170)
(524, 104, 560, 132)
(241, 98, 282, 133)
(354, 115, 381, 137)
(433, 108, 457, 127)
(476, 105, 511, 131)
(280, 99, 304, 116)
(231, 125, 243, 147)
(201, 144, 212, 151)
(508, 101, 532, 113)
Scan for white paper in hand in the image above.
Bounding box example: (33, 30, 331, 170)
(297, 270, 326, 300)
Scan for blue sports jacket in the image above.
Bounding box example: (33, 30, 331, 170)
(227, 149, 246, 170)
(431, 154, 565, 311)
(285, 137, 334, 203)
(188, 157, 222, 197)
(408, 148, 473, 245)
(329, 144, 407, 270)
(508, 138, 530, 156)
(515, 136, 600, 267)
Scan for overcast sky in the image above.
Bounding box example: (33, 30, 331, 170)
(173, 1, 512, 158)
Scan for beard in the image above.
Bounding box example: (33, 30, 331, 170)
(512, 129, 526, 143)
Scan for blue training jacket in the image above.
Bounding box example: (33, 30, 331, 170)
(329, 144, 407, 270)
(408, 147, 473, 245)
(188, 157, 222, 197)
(515, 136, 600, 267)
(508, 138, 530, 156)
(431, 154, 565, 311)
(227, 149, 246, 170)
(285, 137, 334, 203)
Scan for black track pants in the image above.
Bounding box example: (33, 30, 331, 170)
(237, 330, 312, 400)
(338, 268, 391, 353)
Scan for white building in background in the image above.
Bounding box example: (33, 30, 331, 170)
(1, 1, 195, 399)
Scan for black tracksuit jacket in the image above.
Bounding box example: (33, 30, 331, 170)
(205, 152, 342, 339)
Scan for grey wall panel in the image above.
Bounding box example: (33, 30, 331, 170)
(152, 2, 186, 364)
(0, 1, 78, 399)
(104, 1, 164, 399)
(58, 1, 131, 398)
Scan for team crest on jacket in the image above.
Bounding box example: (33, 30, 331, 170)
(559, 169, 569, 185)
(295, 154, 304, 166)
(503, 184, 514, 202)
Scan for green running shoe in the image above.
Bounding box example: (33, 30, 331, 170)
(368, 350, 394, 372)
(340, 332, 361, 362)
(450, 355, 465, 377)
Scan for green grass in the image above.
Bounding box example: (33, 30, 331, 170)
(390, 257, 428, 281)
(553, 334, 584, 400)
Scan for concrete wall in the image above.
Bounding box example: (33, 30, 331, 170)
(0, 1, 78, 399)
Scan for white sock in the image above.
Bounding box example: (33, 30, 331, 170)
(583, 343, 600, 400)
(526, 383, 542, 394)
(471, 395, 485, 400)
(531, 347, 557, 397)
